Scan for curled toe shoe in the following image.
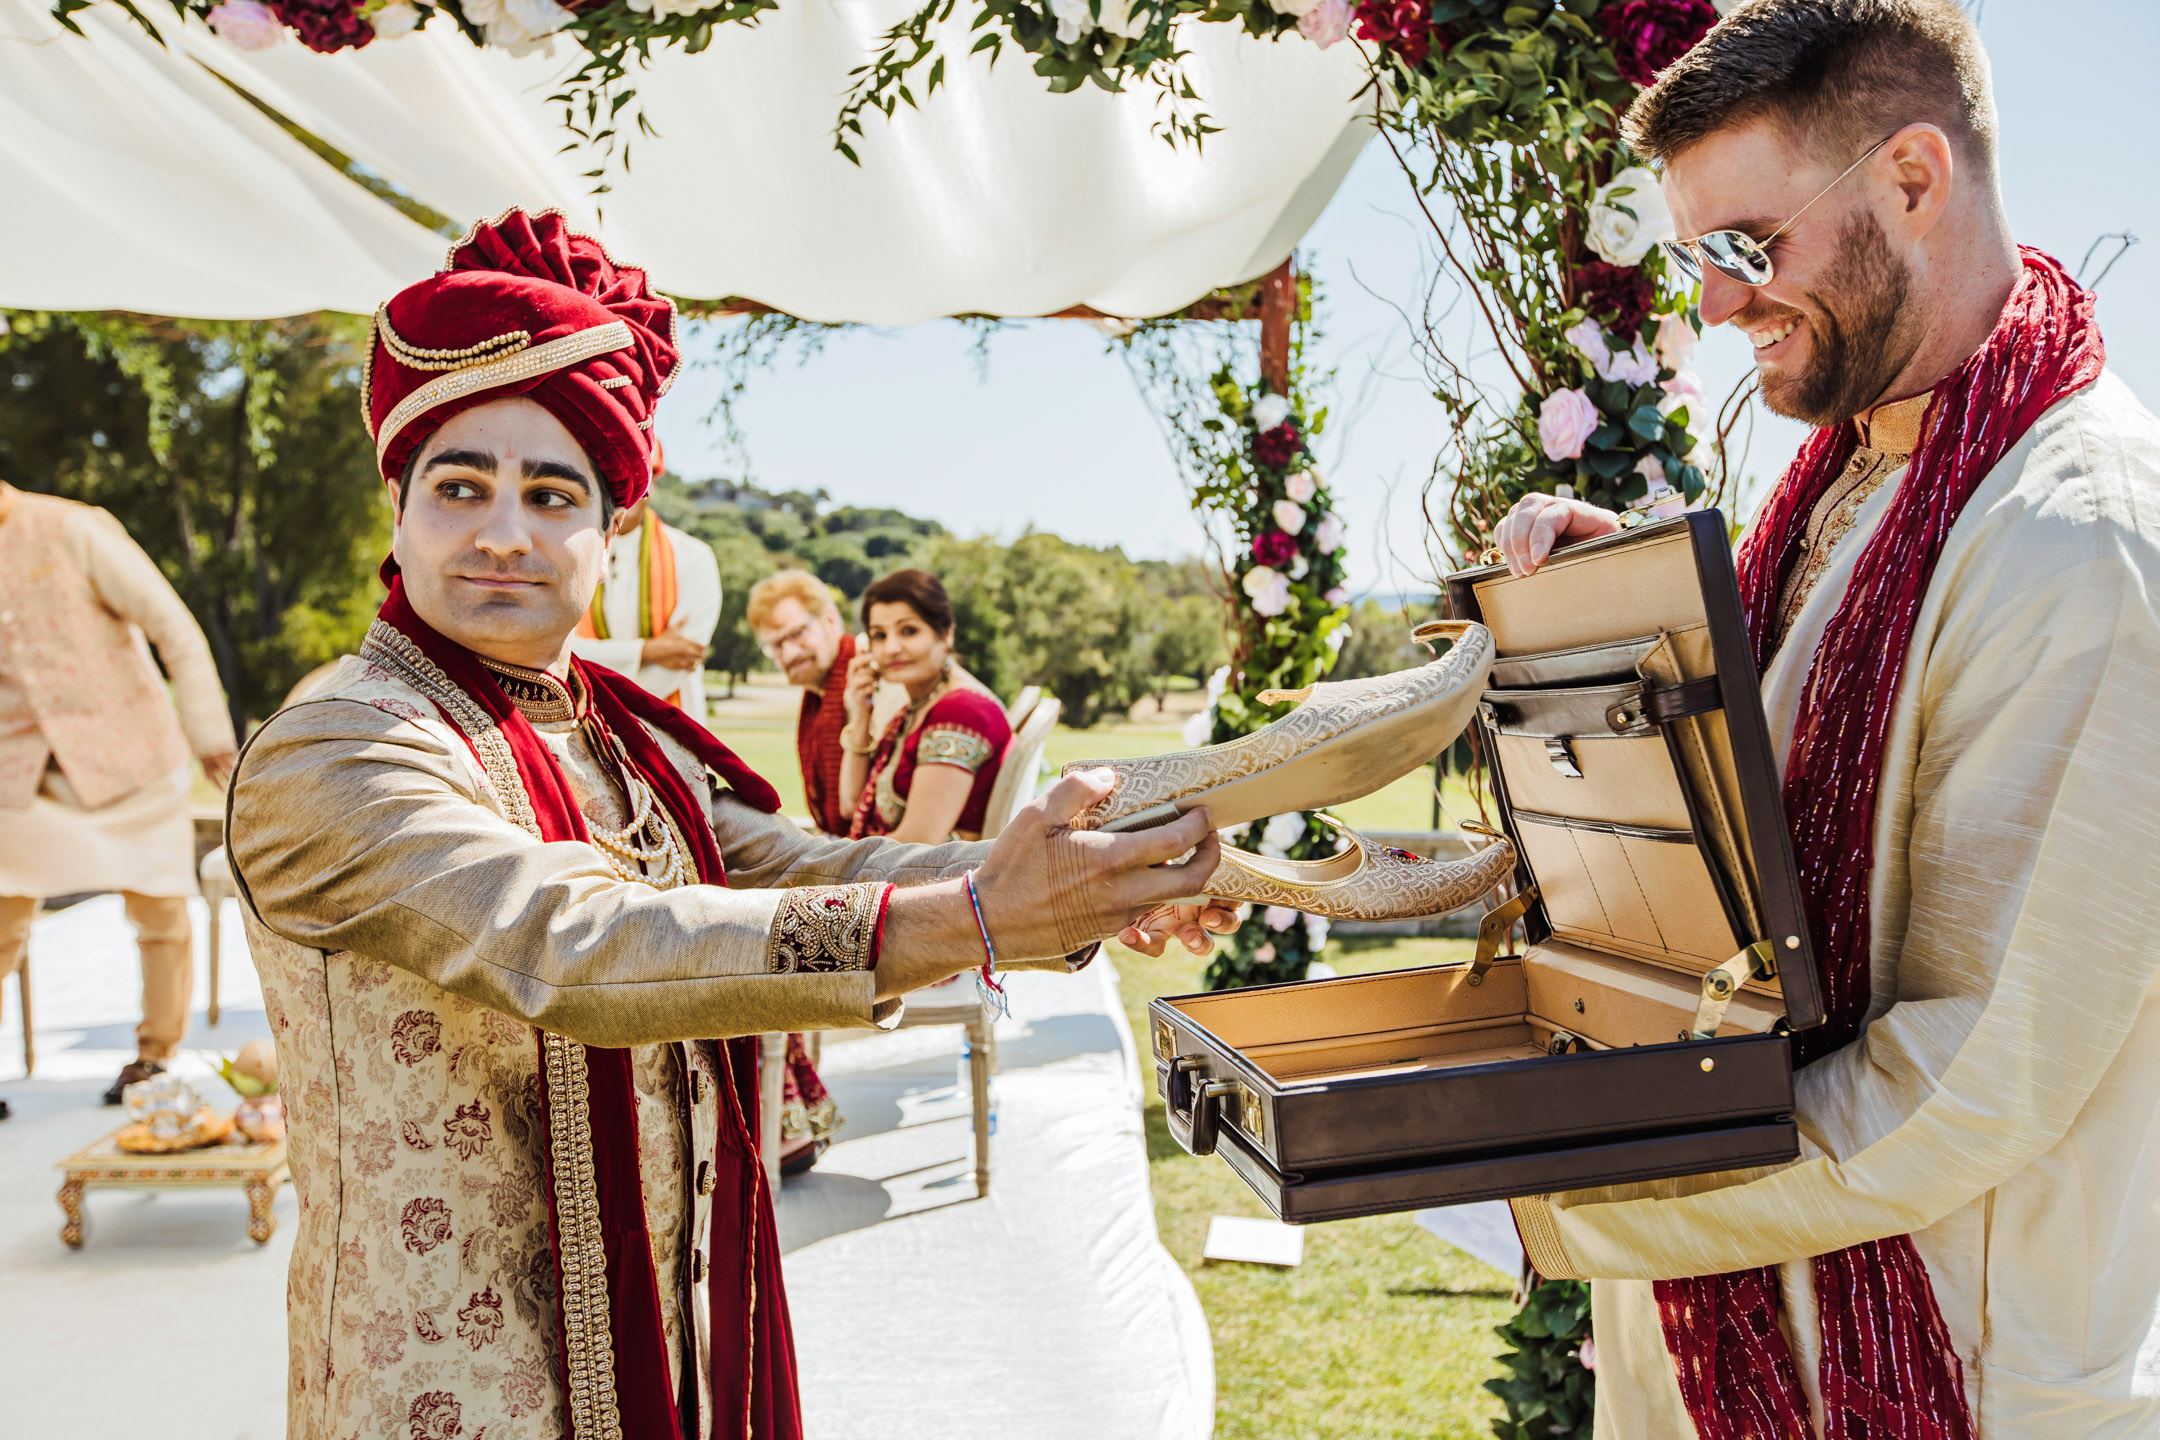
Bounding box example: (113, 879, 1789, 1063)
(1064, 620, 1494, 835)
(1200, 817, 1517, 922)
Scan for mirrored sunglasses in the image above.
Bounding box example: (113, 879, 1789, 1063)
(1661, 231, 1775, 287)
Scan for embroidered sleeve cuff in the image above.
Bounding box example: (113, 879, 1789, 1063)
(767, 883, 892, 974)
(915, 725, 997, 774)
(1510, 1195, 1583, 1281)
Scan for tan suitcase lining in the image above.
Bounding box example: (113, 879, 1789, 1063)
(1167, 945, 1782, 1087)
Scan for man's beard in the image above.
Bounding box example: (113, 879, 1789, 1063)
(1755, 210, 1917, 427)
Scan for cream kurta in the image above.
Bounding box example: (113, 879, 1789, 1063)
(1523, 372, 2160, 1438)
(229, 635, 1003, 1440)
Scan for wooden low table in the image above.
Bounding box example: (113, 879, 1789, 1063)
(55, 1127, 289, 1248)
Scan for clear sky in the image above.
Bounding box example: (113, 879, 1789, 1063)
(655, 0, 2160, 597)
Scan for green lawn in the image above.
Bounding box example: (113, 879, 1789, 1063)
(1108, 935, 1515, 1439)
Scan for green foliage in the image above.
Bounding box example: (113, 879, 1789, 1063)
(1485, 1280, 1594, 1440)
(0, 310, 388, 731)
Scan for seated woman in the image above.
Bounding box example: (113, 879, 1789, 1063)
(840, 568, 1012, 842)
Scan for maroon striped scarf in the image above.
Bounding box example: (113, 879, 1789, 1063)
(1654, 249, 2104, 1438)
(797, 632, 856, 835)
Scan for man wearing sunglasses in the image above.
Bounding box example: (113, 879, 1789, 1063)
(1494, 3, 2160, 1438)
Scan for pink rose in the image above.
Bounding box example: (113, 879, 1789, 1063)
(1298, 0, 1352, 47)
(1323, 586, 1349, 606)
(1271, 498, 1308, 535)
(1241, 566, 1291, 618)
(1538, 388, 1601, 462)
(1264, 906, 1298, 932)
(1285, 470, 1318, 503)
(1314, 510, 1346, 553)
(207, 0, 285, 48)
(1655, 311, 1698, 371)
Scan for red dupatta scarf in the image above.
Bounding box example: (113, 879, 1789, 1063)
(373, 578, 802, 1440)
(1654, 250, 2104, 1439)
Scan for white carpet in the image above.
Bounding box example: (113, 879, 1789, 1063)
(780, 964, 1215, 1440)
(0, 899, 1212, 1440)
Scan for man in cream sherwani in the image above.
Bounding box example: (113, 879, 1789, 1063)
(1495, 2, 2160, 1435)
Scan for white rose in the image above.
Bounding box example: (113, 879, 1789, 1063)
(1048, 0, 1092, 43)
(1270, 0, 1323, 14)
(1635, 454, 1671, 493)
(1264, 905, 1298, 933)
(1180, 708, 1213, 747)
(1657, 367, 1706, 416)
(1096, 0, 1153, 37)
(1285, 470, 1317, 503)
(1251, 393, 1291, 432)
(1288, 552, 1309, 580)
(1564, 318, 1611, 376)
(1242, 566, 1291, 617)
(465, 0, 573, 51)
(369, 1, 422, 37)
(1271, 499, 1307, 535)
(1303, 912, 1330, 949)
(1260, 812, 1306, 857)
(207, 0, 285, 47)
(1587, 166, 1675, 267)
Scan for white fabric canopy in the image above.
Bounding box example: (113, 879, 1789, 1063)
(6, 0, 1371, 321)
(0, 0, 446, 317)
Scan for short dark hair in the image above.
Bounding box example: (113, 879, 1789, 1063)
(1622, 0, 1996, 176)
(394, 442, 616, 530)
(859, 568, 955, 636)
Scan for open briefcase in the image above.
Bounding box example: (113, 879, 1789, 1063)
(1147, 511, 1822, 1223)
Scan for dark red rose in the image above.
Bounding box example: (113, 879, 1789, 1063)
(1352, 0, 1455, 68)
(1251, 530, 1298, 568)
(1573, 261, 1657, 335)
(1598, 0, 1717, 89)
(268, 0, 374, 54)
(1252, 421, 1303, 471)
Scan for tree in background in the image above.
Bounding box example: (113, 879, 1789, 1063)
(0, 311, 387, 731)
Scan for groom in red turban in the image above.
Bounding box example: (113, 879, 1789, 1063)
(1493, 3, 2160, 1437)
(227, 210, 1234, 1440)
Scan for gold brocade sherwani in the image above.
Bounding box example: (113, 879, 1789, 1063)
(228, 637, 990, 1440)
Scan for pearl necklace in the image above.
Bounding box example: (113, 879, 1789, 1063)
(587, 770, 688, 890)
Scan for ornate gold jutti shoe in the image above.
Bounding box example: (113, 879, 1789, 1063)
(1064, 620, 1494, 835)
(1200, 817, 1517, 921)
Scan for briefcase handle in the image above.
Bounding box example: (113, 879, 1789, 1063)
(1164, 1056, 1240, 1158)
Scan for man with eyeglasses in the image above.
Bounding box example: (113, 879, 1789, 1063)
(1493, 2, 2160, 1437)
(748, 568, 864, 837)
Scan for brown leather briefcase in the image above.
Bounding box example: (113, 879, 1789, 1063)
(1148, 511, 1822, 1223)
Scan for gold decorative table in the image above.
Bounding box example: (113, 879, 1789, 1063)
(55, 1128, 289, 1248)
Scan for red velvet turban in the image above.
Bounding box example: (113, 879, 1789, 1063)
(365, 209, 679, 510)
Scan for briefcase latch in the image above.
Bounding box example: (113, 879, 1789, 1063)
(1544, 737, 1585, 777)
(1688, 940, 1777, 1040)
(1466, 883, 1539, 987)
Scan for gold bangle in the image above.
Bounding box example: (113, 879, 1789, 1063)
(840, 731, 877, 755)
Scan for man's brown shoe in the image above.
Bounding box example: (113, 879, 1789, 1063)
(102, 1059, 166, 1106)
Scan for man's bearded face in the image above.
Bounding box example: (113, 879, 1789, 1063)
(1666, 120, 1922, 427)
(390, 398, 618, 669)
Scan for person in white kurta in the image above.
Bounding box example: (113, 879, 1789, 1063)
(1511, 373, 2160, 1436)
(566, 501, 721, 714)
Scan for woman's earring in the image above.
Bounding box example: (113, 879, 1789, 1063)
(941, 653, 955, 683)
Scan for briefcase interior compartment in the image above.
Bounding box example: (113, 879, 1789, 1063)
(1148, 513, 1822, 1224)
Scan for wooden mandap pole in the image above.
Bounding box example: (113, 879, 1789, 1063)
(1257, 256, 1295, 393)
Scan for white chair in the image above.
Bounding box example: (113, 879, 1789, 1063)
(1004, 684, 1042, 730)
(199, 659, 347, 1025)
(878, 695, 1060, 1197)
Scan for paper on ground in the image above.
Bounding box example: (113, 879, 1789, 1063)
(1415, 1200, 1525, 1279)
(1204, 1215, 1305, 1267)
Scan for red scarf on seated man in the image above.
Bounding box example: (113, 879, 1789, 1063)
(376, 576, 801, 1440)
(1655, 250, 2104, 1439)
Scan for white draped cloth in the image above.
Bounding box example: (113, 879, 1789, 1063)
(5, 0, 1372, 321)
(1531, 372, 2160, 1439)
